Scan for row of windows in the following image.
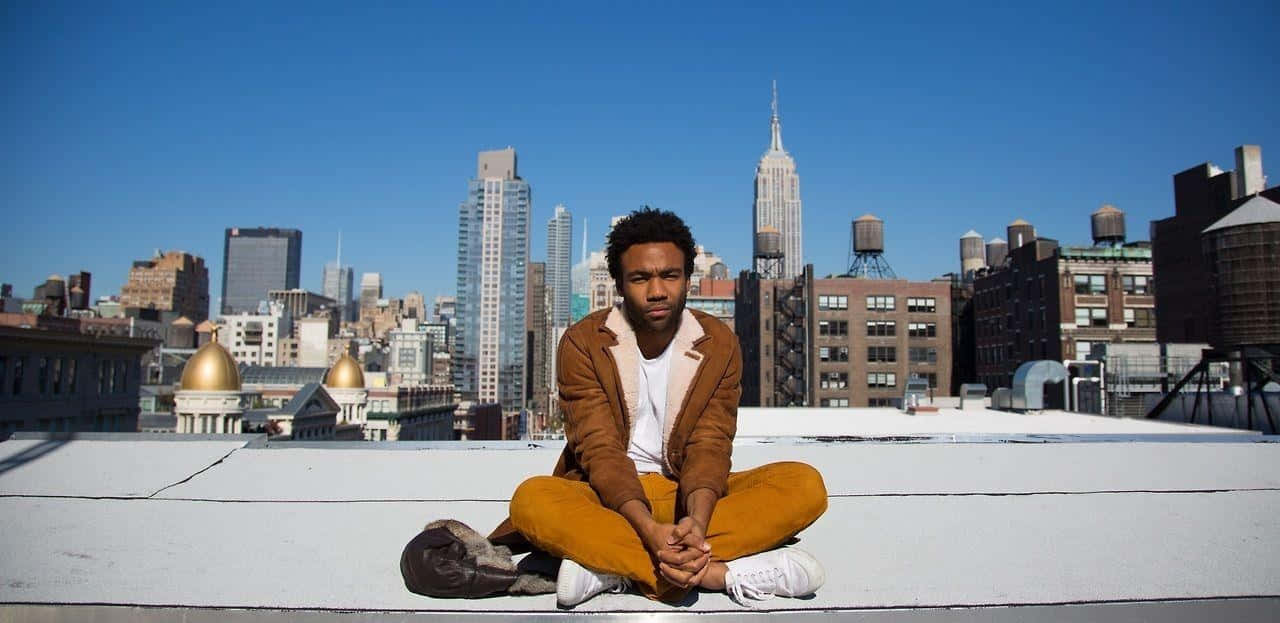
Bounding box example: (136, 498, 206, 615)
(857, 296, 938, 313)
(1073, 274, 1107, 295)
(867, 320, 895, 336)
(820, 320, 937, 338)
(817, 295, 849, 310)
(867, 346, 896, 362)
(1075, 307, 1108, 327)
(818, 320, 849, 336)
(1072, 274, 1155, 295)
(977, 274, 1153, 310)
(906, 297, 937, 313)
(867, 373, 897, 388)
(909, 347, 938, 364)
(0, 355, 129, 398)
(866, 296, 895, 311)
(819, 373, 938, 397)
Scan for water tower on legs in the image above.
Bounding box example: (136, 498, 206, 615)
(754, 226, 785, 279)
(846, 214, 897, 279)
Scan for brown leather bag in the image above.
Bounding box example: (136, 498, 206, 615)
(400, 519, 555, 599)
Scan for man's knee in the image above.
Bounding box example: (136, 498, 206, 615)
(509, 475, 561, 532)
(774, 461, 828, 522)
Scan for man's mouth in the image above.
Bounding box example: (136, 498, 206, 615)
(646, 307, 671, 320)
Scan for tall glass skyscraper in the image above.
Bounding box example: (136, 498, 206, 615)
(322, 232, 355, 321)
(221, 227, 302, 315)
(322, 262, 354, 321)
(454, 148, 529, 417)
(753, 82, 804, 278)
(546, 204, 573, 329)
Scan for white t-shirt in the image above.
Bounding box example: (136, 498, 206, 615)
(628, 341, 673, 474)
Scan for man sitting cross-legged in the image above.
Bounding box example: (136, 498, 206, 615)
(489, 208, 828, 607)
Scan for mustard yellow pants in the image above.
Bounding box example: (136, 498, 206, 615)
(509, 461, 828, 602)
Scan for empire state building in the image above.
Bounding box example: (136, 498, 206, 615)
(753, 81, 803, 278)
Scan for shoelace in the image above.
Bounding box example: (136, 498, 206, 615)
(727, 566, 783, 607)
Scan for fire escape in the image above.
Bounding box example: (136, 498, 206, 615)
(774, 275, 807, 406)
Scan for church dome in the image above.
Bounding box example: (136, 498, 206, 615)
(325, 353, 365, 389)
(179, 340, 241, 391)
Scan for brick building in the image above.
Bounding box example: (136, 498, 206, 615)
(737, 266, 953, 408)
(119, 251, 210, 323)
(973, 236, 1156, 392)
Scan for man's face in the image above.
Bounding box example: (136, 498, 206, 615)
(616, 242, 689, 335)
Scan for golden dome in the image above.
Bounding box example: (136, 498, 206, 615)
(179, 340, 241, 391)
(325, 354, 365, 389)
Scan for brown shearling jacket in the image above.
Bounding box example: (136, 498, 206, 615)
(490, 304, 742, 546)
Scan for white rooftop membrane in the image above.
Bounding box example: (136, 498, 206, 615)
(1, 492, 1277, 611)
(733, 409, 1258, 437)
(0, 439, 249, 498)
(1, 413, 1277, 617)
(146, 443, 1280, 502)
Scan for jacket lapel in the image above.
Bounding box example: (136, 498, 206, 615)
(604, 306, 640, 439)
(662, 308, 706, 471)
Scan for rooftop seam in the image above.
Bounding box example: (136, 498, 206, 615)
(3, 488, 1277, 504)
(3, 594, 1279, 613)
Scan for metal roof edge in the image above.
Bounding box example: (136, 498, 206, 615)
(5, 596, 1279, 622)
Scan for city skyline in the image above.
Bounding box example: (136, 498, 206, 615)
(3, 3, 1279, 305)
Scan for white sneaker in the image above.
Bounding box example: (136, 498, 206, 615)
(724, 548, 825, 606)
(556, 558, 631, 606)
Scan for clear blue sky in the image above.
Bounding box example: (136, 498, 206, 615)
(3, 1, 1278, 309)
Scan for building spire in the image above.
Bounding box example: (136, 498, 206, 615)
(335, 230, 342, 269)
(770, 80, 784, 152)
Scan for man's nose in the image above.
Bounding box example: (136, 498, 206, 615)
(646, 279, 667, 301)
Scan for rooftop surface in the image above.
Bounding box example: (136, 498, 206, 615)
(2, 408, 1278, 621)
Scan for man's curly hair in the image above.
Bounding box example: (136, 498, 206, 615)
(606, 207, 697, 281)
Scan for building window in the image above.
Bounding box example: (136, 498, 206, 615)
(866, 295, 895, 311)
(820, 398, 850, 407)
(867, 372, 897, 388)
(818, 320, 848, 336)
(1122, 275, 1152, 295)
(909, 347, 938, 364)
(867, 346, 896, 363)
(915, 372, 939, 388)
(869, 397, 897, 407)
(0, 355, 6, 396)
(866, 320, 896, 336)
(817, 295, 848, 310)
(1125, 308, 1155, 328)
(52, 358, 63, 394)
(1075, 307, 1107, 327)
(38, 357, 49, 394)
(1074, 274, 1107, 294)
(1075, 341, 1093, 358)
(908, 322, 937, 338)
(907, 297, 937, 313)
(819, 346, 849, 362)
(820, 372, 849, 389)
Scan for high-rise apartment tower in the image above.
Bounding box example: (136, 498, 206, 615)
(547, 205, 573, 329)
(454, 148, 529, 418)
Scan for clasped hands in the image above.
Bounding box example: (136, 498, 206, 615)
(642, 516, 711, 588)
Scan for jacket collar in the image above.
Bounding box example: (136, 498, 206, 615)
(603, 303, 708, 472)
